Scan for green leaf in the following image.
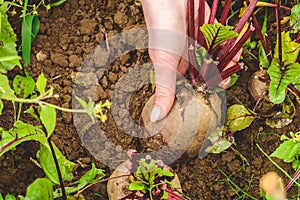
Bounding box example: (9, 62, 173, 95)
(26, 178, 53, 200)
(268, 59, 300, 104)
(53, 164, 105, 197)
(290, 4, 300, 33)
(129, 182, 147, 193)
(50, 0, 67, 7)
(200, 23, 238, 50)
(227, 73, 238, 89)
(0, 99, 3, 115)
(22, 15, 40, 66)
(40, 105, 56, 136)
(0, 74, 16, 99)
(274, 32, 300, 65)
(0, 12, 21, 73)
(205, 127, 233, 153)
(271, 140, 300, 163)
(162, 190, 169, 199)
(37, 143, 75, 185)
(13, 75, 35, 98)
(36, 73, 47, 95)
(0, 121, 47, 157)
(2, 194, 16, 200)
(226, 104, 256, 132)
(156, 168, 174, 177)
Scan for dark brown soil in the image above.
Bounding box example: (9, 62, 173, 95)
(0, 0, 299, 199)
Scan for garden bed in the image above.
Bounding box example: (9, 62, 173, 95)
(0, 0, 300, 199)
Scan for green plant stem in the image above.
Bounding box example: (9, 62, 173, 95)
(256, 144, 300, 188)
(33, 107, 67, 200)
(218, 167, 257, 200)
(275, 0, 283, 64)
(0, 96, 86, 113)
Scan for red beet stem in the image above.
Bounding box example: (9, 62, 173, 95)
(275, 0, 283, 64)
(197, 0, 206, 48)
(206, 63, 243, 88)
(208, 0, 219, 24)
(234, 0, 258, 34)
(187, 0, 195, 42)
(285, 168, 300, 191)
(245, 0, 272, 64)
(218, 25, 254, 71)
(219, 0, 232, 25)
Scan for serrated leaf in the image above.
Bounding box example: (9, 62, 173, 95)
(0, 12, 21, 73)
(12, 75, 35, 98)
(26, 178, 53, 200)
(226, 104, 256, 132)
(290, 4, 300, 33)
(200, 23, 238, 50)
(271, 140, 300, 163)
(0, 121, 47, 157)
(268, 59, 300, 104)
(40, 105, 56, 137)
(36, 73, 47, 95)
(37, 143, 75, 185)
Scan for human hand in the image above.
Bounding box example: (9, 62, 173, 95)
(141, 0, 241, 122)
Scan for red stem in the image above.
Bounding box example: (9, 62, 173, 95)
(219, 0, 232, 25)
(208, 0, 219, 24)
(275, 0, 282, 64)
(218, 25, 254, 71)
(285, 166, 300, 191)
(206, 63, 243, 88)
(234, 0, 258, 34)
(296, 32, 300, 43)
(245, 0, 272, 64)
(197, 0, 206, 48)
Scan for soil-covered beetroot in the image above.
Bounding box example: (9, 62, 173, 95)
(107, 161, 182, 200)
(248, 70, 269, 101)
(142, 86, 222, 157)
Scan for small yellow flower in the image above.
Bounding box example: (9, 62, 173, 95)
(0, 86, 5, 94)
(99, 114, 107, 123)
(94, 103, 103, 114)
(103, 100, 112, 109)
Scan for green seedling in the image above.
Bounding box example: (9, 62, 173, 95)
(0, 72, 109, 199)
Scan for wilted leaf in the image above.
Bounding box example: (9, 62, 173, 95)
(26, 178, 53, 200)
(226, 104, 257, 132)
(265, 112, 293, 128)
(205, 127, 233, 154)
(200, 23, 238, 50)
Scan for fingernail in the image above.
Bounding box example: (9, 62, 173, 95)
(150, 105, 162, 122)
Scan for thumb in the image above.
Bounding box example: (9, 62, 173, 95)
(150, 61, 178, 122)
(150, 84, 175, 122)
